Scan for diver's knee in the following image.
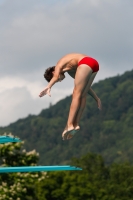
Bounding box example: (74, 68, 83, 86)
(72, 89, 82, 99)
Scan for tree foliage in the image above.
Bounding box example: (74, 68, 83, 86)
(1, 139, 133, 200)
(35, 153, 133, 200)
(0, 135, 46, 200)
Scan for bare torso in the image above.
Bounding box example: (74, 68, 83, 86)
(56, 53, 87, 78)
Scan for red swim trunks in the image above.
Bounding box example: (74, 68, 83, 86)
(78, 57, 99, 73)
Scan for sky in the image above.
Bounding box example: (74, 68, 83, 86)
(0, 0, 133, 127)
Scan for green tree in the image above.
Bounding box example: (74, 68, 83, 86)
(35, 153, 133, 200)
(0, 134, 46, 200)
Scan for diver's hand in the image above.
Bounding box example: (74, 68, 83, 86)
(39, 87, 51, 97)
(97, 98, 102, 110)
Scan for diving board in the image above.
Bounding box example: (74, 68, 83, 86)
(0, 136, 21, 144)
(0, 165, 82, 173)
(0, 136, 82, 173)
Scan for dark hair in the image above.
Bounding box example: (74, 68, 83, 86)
(44, 66, 55, 82)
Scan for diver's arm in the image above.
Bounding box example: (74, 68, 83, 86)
(39, 64, 63, 97)
(88, 87, 102, 110)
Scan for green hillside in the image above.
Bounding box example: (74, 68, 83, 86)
(0, 69, 133, 165)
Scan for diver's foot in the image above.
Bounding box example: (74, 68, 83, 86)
(67, 125, 80, 140)
(62, 127, 74, 140)
(74, 125, 80, 131)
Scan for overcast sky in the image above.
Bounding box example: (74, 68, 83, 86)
(0, 0, 133, 127)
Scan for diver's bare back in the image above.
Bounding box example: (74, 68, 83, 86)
(56, 53, 87, 72)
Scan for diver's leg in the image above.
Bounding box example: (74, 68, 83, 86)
(67, 72, 97, 140)
(62, 65, 93, 140)
(73, 72, 97, 129)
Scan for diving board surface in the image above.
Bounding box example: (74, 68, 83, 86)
(0, 165, 82, 173)
(0, 136, 21, 144)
